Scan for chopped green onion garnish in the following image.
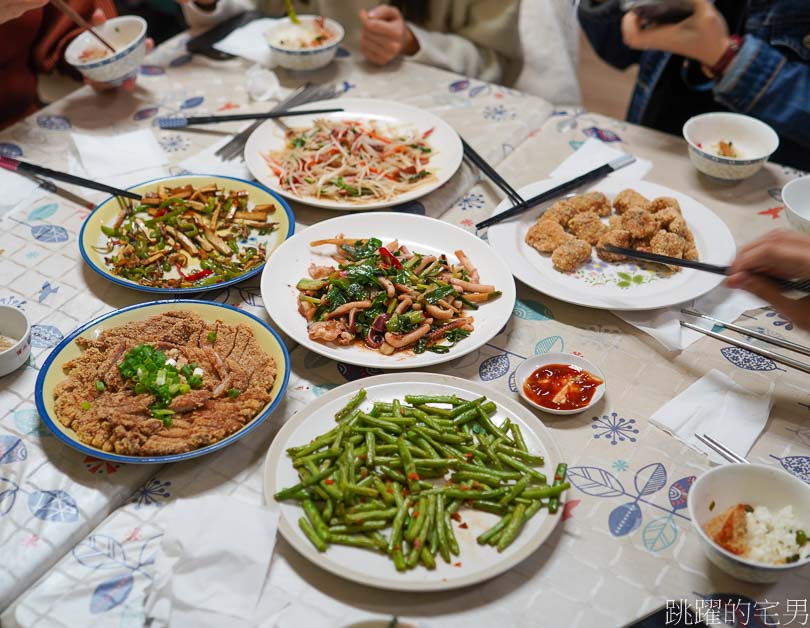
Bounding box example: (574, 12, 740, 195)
(80, 401, 92, 411)
(95, 380, 106, 392)
(227, 388, 240, 398)
(207, 331, 217, 342)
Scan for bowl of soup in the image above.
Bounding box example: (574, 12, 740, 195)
(0, 305, 31, 377)
(64, 15, 147, 86)
(265, 15, 344, 71)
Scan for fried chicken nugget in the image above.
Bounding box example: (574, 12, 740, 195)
(596, 229, 632, 262)
(540, 199, 578, 227)
(551, 239, 592, 272)
(649, 197, 682, 214)
(609, 215, 624, 230)
(612, 188, 651, 214)
(525, 218, 573, 253)
(667, 216, 695, 243)
(654, 207, 681, 229)
(620, 207, 658, 239)
(567, 211, 609, 245)
(651, 230, 686, 258)
(568, 191, 612, 217)
(684, 245, 699, 261)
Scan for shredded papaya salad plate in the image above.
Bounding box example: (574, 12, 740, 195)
(244, 98, 463, 211)
(260, 212, 516, 369)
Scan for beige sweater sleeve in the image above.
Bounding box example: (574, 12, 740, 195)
(409, 0, 522, 86)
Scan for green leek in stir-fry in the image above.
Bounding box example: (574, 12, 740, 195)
(100, 183, 279, 289)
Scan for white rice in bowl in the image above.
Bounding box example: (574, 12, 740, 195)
(746, 505, 810, 565)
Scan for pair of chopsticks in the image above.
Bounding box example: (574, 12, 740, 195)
(695, 434, 749, 464)
(461, 138, 524, 207)
(681, 308, 810, 374)
(157, 107, 345, 129)
(600, 246, 810, 295)
(0, 157, 141, 201)
(474, 154, 636, 230)
(50, 0, 116, 53)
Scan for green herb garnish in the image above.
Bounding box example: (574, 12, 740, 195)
(95, 380, 106, 392)
(80, 401, 92, 411)
(207, 331, 217, 342)
(227, 388, 240, 399)
(797, 530, 808, 547)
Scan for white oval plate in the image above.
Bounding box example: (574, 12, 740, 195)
(244, 98, 463, 211)
(260, 212, 516, 369)
(263, 373, 565, 592)
(487, 178, 736, 311)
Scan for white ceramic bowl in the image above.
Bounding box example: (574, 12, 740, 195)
(783, 176, 810, 235)
(0, 305, 31, 377)
(688, 463, 810, 583)
(265, 15, 344, 71)
(683, 113, 779, 182)
(514, 352, 606, 416)
(64, 16, 147, 86)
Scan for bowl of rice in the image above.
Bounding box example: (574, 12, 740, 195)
(689, 463, 810, 583)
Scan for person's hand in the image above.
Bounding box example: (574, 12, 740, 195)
(358, 5, 419, 66)
(0, 0, 48, 25)
(621, 0, 731, 68)
(85, 8, 154, 91)
(726, 230, 810, 331)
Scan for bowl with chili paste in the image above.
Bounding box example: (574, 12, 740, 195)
(515, 353, 605, 416)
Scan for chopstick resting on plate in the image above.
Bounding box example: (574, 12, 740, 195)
(157, 107, 345, 129)
(0, 156, 141, 201)
(680, 321, 810, 374)
(50, 0, 116, 53)
(475, 154, 636, 230)
(600, 245, 810, 294)
(461, 137, 524, 207)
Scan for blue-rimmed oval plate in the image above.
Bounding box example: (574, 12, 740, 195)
(35, 300, 290, 464)
(79, 174, 295, 294)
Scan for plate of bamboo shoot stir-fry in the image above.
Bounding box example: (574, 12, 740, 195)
(260, 212, 516, 369)
(263, 373, 568, 591)
(244, 98, 463, 211)
(80, 175, 295, 293)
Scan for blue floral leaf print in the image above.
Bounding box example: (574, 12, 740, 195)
(335, 47, 350, 58)
(169, 53, 193, 67)
(36, 114, 71, 130)
(634, 463, 667, 497)
(28, 490, 79, 522)
(592, 413, 639, 445)
(90, 573, 134, 614)
(73, 535, 128, 569)
(534, 336, 564, 355)
(0, 142, 23, 157)
(139, 65, 165, 76)
(583, 126, 621, 142)
(512, 299, 554, 321)
(312, 383, 337, 397)
(479, 354, 509, 381)
(569, 140, 584, 150)
(668, 476, 695, 511)
(133, 106, 159, 121)
(28, 203, 58, 222)
(0, 435, 27, 463)
(720, 346, 778, 371)
(770, 455, 810, 483)
(14, 408, 50, 437)
(0, 480, 19, 516)
(568, 466, 625, 498)
(180, 96, 204, 109)
(336, 363, 383, 382)
(31, 224, 68, 244)
(137, 535, 163, 569)
(468, 84, 489, 98)
(608, 502, 642, 536)
(449, 79, 470, 92)
(508, 370, 517, 393)
(31, 324, 63, 348)
(642, 515, 678, 552)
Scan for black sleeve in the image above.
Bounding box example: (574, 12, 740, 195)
(577, 0, 642, 70)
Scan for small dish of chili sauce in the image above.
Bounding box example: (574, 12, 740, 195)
(515, 352, 606, 415)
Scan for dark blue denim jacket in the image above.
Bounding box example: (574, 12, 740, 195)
(578, 0, 810, 166)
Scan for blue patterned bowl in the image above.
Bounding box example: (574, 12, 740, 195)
(265, 16, 344, 71)
(0, 305, 31, 377)
(64, 16, 147, 87)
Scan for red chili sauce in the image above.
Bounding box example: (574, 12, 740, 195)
(523, 363, 603, 411)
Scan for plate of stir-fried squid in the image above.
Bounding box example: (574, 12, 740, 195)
(261, 212, 516, 368)
(79, 175, 295, 294)
(244, 98, 463, 211)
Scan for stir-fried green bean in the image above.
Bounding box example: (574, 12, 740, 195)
(274, 390, 570, 571)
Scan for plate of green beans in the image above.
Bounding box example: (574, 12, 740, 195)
(264, 373, 568, 591)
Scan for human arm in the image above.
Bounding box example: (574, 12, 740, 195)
(0, 0, 48, 25)
(726, 230, 810, 331)
(577, 0, 642, 70)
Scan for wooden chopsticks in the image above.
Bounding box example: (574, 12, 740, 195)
(50, 0, 116, 53)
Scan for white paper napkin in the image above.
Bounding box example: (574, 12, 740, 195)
(615, 288, 767, 351)
(179, 134, 254, 181)
(550, 137, 652, 181)
(72, 129, 168, 178)
(0, 169, 41, 216)
(650, 369, 774, 464)
(214, 18, 277, 66)
(144, 495, 279, 628)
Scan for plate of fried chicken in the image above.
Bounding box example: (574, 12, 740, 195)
(487, 179, 736, 311)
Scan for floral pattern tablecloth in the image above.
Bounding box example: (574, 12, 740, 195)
(1, 33, 809, 628)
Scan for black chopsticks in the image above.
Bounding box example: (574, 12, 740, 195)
(475, 155, 636, 230)
(157, 107, 345, 129)
(0, 156, 141, 201)
(601, 245, 810, 294)
(461, 138, 524, 207)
